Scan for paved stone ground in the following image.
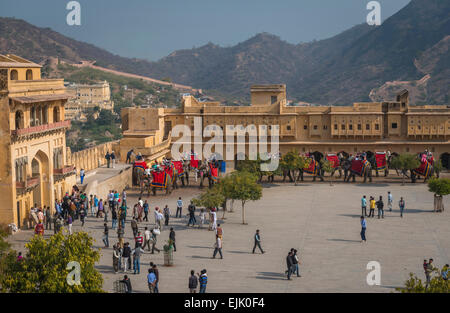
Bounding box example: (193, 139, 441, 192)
(7, 174, 450, 293)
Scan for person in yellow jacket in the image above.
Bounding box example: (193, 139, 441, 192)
(368, 196, 376, 218)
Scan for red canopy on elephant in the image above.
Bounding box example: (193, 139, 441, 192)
(351, 159, 369, 176)
(190, 154, 199, 168)
(414, 160, 431, 177)
(375, 152, 387, 170)
(151, 171, 168, 188)
(173, 161, 184, 176)
(133, 160, 147, 170)
(162, 165, 174, 179)
(304, 158, 318, 175)
(326, 154, 339, 168)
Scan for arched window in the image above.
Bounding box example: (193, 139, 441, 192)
(26, 69, 33, 80)
(53, 106, 60, 123)
(15, 110, 24, 130)
(10, 70, 18, 80)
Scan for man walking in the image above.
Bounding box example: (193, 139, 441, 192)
(80, 168, 85, 185)
(132, 245, 144, 275)
(143, 200, 149, 222)
(169, 227, 176, 252)
(399, 197, 405, 218)
(176, 197, 183, 218)
(286, 251, 294, 280)
(102, 223, 109, 248)
(126, 149, 134, 164)
(360, 216, 367, 242)
(147, 268, 157, 293)
(143, 227, 152, 251)
(252, 229, 264, 254)
(212, 234, 223, 259)
(361, 195, 367, 217)
(387, 191, 393, 212)
(163, 205, 170, 226)
(376, 196, 384, 219)
(45, 206, 52, 230)
(121, 243, 131, 273)
(369, 196, 376, 218)
(111, 151, 116, 168)
(105, 151, 111, 168)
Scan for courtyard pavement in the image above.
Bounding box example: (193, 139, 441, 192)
(7, 176, 450, 293)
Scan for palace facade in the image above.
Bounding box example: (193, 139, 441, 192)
(65, 80, 114, 120)
(121, 84, 450, 169)
(0, 54, 76, 228)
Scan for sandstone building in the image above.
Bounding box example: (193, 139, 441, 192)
(0, 54, 76, 228)
(65, 80, 114, 120)
(121, 85, 450, 169)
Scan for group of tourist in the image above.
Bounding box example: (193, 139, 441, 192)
(359, 191, 407, 243)
(423, 259, 449, 289)
(286, 249, 301, 280)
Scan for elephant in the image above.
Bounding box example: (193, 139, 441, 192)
(342, 158, 372, 183)
(298, 151, 324, 182)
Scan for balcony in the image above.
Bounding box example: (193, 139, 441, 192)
(11, 120, 70, 140)
(53, 165, 76, 181)
(16, 176, 40, 193)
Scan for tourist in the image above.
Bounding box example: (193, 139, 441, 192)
(121, 243, 131, 273)
(169, 227, 176, 252)
(17, 252, 23, 262)
(163, 205, 170, 226)
(252, 229, 264, 254)
(114, 190, 120, 209)
(425, 258, 436, 289)
(210, 208, 217, 231)
(216, 223, 223, 239)
(187, 201, 196, 226)
(119, 204, 127, 229)
(113, 244, 120, 274)
(151, 229, 161, 254)
(189, 270, 198, 293)
(361, 195, 367, 217)
(360, 216, 367, 243)
(122, 190, 127, 206)
(132, 245, 144, 275)
(199, 208, 206, 228)
(96, 198, 103, 218)
(80, 204, 86, 227)
(441, 264, 449, 281)
(45, 206, 52, 230)
(151, 263, 159, 293)
(67, 215, 73, 235)
(147, 268, 157, 293)
(376, 196, 384, 219)
(286, 251, 294, 280)
(293, 249, 301, 277)
(212, 234, 223, 259)
(154, 207, 164, 230)
(369, 196, 376, 218)
(120, 275, 132, 293)
(111, 151, 116, 168)
(80, 168, 85, 185)
(198, 269, 208, 293)
(105, 151, 111, 168)
(176, 197, 183, 218)
(103, 223, 109, 248)
(143, 200, 149, 221)
(111, 207, 118, 229)
(34, 220, 44, 236)
(134, 231, 143, 248)
(126, 149, 134, 164)
(399, 197, 405, 218)
(131, 217, 138, 238)
(143, 227, 152, 251)
(387, 191, 393, 212)
(117, 225, 124, 249)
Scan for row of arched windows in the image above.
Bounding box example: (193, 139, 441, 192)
(10, 69, 33, 81)
(14, 106, 60, 130)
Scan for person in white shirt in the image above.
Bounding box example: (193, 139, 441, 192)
(211, 210, 217, 231)
(387, 191, 393, 212)
(142, 227, 152, 251)
(176, 197, 183, 218)
(212, 235, 223, 259)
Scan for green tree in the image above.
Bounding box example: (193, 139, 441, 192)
(192, 185, 225, 211)
(280, 150, 310, 185)
(321, 159, 334, 186)
(428, 178, 450, 212)
(227, 171, 262, 224)
(0, 232, 103, 293)
(396, 270, 450, 293)
(389, 153, 420, 185)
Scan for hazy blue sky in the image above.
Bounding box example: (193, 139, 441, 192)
(1, 0, 411, 61)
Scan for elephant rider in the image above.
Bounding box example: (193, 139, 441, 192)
(136, 152, 143, 161)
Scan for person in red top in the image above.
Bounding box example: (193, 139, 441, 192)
(34, 221, 44, 236)
(135, 231, 144, 248)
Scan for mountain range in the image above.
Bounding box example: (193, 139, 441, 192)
(0, 0, 448, 105)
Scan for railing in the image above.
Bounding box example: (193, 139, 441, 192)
(11, 120, 70, 137)
(16, 176, 40, 190)
(53, 165, 75, 175)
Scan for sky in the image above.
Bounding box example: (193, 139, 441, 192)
(0, 0, 411, 61)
